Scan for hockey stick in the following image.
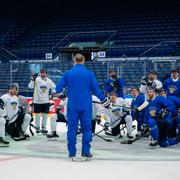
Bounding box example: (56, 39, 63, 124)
(120, 131, 150, 144)
(93, 132, 113, 142)
(93, 117, 121, 137)
(29, 123, 46, 134)
(92, 100, 135, 111)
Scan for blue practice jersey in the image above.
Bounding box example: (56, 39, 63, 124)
(163, 78, 180, 97)
(104, 77, 125, 98)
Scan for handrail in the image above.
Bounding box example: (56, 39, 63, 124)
(0, 47, 20, 60)
(138, 40, 180, 59)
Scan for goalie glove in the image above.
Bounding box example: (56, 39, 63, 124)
(101, 98, 110, 109)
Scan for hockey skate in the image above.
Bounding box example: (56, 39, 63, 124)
(127, 133, 133, 139)
(42, 128, 48, 135)
(0, 137, 10, 147)
(47, 131, 59, 140)
(149, 140, 159, 148)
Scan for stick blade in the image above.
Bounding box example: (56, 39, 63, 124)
(120, 140, 133, 144)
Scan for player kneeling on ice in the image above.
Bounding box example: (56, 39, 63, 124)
(1, 83, 31, 141)
(104, 91, 133, 139)
(145, 88, 178, 147)
(0, 98, 10, 147)
(47, 93, 67, 139)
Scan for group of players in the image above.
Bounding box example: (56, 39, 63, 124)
(0, 62, 179, 149)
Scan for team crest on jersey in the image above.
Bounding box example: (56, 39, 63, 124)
(40, 86, 47, 94)
(112, 108, 121, 118)
(169, 85, 177, 94)
(11, 102, 18, 110)
(149, 107, 157, 117)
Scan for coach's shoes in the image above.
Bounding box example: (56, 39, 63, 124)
(0, 137, 9, 147)
(47, 131, 59, 138)
(81, 153, 93, 161)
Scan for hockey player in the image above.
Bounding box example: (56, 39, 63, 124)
(104, 69, 125, 98)
(163, 68, 180, 97)
(0, 98, 9, 147)
(158, 88, 180, 141)
(17, 94, 32, 139)
(104, 91, 133, 138)
(140, 70, 162, 96)
(56, 53, 110, 160)
(47, 94, 67, 138)
(1, 83, 31, 140)
(28, 68, 56, 134)
(145, 88, 178, 147)
(130, 87, 147, 136)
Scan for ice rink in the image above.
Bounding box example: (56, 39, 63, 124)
(0, 121, 180, 180)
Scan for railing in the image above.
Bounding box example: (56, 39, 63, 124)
(138, 41, 180, 60)
(0, 47, 20, 62)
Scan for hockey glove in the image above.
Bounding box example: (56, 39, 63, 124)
(157, 108, 168, 119)
(101, 98, 110, 109)
(133, 107, 139, 112)
(95, 115, 101, 124)
(58, 93, 66, 99)
(31, 73, 38, 81)
(140, 76, 148, 85)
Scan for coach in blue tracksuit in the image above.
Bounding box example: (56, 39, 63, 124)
(163, 68, 180, 97)
(56, 54, 109, 158)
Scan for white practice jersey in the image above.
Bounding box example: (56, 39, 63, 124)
(1, 93, 19, 123)
(92, 95, 103, 119)
(28, 76, 56, 104)
(140, 79, 162, 95)
(104, 97, 131, 128)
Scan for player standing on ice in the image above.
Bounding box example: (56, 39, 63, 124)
(163, 68, 180, 97)
(47, 93, 67, 139)
(56, 53, 110, 161)
(28, 69, 56, 134)
(104, 69, 125, 98)
(140, 70, 162, 96)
